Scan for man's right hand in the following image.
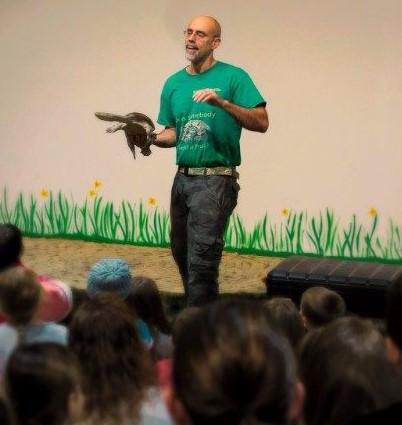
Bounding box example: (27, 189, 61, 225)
(153, 127, 177, 148)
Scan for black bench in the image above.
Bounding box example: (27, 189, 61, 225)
(265, 256, 402, 318)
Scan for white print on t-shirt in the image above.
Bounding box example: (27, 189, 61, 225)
(180, 112, 216, 122)
(192, 88, 222, 95)
(181, 120, 210, 142)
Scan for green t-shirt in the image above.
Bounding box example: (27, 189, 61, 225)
(157, 61, 266, 167)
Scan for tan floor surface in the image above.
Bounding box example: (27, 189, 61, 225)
(22, 238, 283, 294)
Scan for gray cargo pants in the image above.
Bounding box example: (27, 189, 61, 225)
(170, 172, 240, 306)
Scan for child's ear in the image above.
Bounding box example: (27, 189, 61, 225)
(288, 381, 305, 422)
(68, 389, 84, 422)
(385, 336, 401, 366)
(164, 385, 190, 425)
(300, 311, 309, 330)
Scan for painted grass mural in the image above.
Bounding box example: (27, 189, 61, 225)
(1, 185, 401, 263)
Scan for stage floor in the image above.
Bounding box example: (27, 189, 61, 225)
(22, 238, 282, 295)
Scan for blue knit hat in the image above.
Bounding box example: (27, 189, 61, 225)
(87, 258, 133, 299)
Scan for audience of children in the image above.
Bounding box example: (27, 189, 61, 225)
(1, 223, 402, 425)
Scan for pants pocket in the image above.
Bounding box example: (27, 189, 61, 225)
(191, 234, 224, 270)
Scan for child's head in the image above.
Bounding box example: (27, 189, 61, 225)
(299, 316, 402, 425)
(171, 298, 303, 425)
(172, 306, 202, 346)
(263, 297, 305, 350)
(300, 286, 346, 329)
(0, 224, 23, 271)
(126, 276, 171, 334)
(0, 266, 42, 325)
(68, 292, 154, 423)
(4, 343, 83, 425)
(87, 258, 133, 299)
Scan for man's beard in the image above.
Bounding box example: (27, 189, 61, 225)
(185, 45, 204, 64)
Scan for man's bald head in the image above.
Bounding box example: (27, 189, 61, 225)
(187, 15, 221, 38)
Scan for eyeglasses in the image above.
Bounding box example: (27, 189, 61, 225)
(183, 29, 208, 39)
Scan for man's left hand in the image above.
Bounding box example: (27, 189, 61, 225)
(192, 89, 224, 107)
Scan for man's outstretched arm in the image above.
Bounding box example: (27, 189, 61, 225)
(192, 89, 269, 133)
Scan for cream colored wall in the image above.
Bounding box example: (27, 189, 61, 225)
(1, 0, 401, 232)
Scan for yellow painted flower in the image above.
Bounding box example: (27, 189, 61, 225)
(88, 189, 97, 198)
(93, 179, 102, 189)
(368, 207, 378, 217)
(40, 188, 49, 198)
(281, 208, 290, 217)
(148, 196, 157, 207)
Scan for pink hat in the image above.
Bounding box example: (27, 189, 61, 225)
(36, 276, 73, 322)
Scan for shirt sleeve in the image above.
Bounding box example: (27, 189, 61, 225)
(231, 69, 266, 108)
(157, 80, 176, 128)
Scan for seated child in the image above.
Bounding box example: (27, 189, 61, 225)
(126, 276, 173, 360)
(87, 258, 154, 348)
(263, 297, 305, 350)
(0, 223, 72, 323)
(4, 343, 83, 425)
(0, 266, 68, 377)
(300, 286, 346, 330)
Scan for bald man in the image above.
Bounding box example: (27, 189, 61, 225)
(153, 16, 269, 306)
